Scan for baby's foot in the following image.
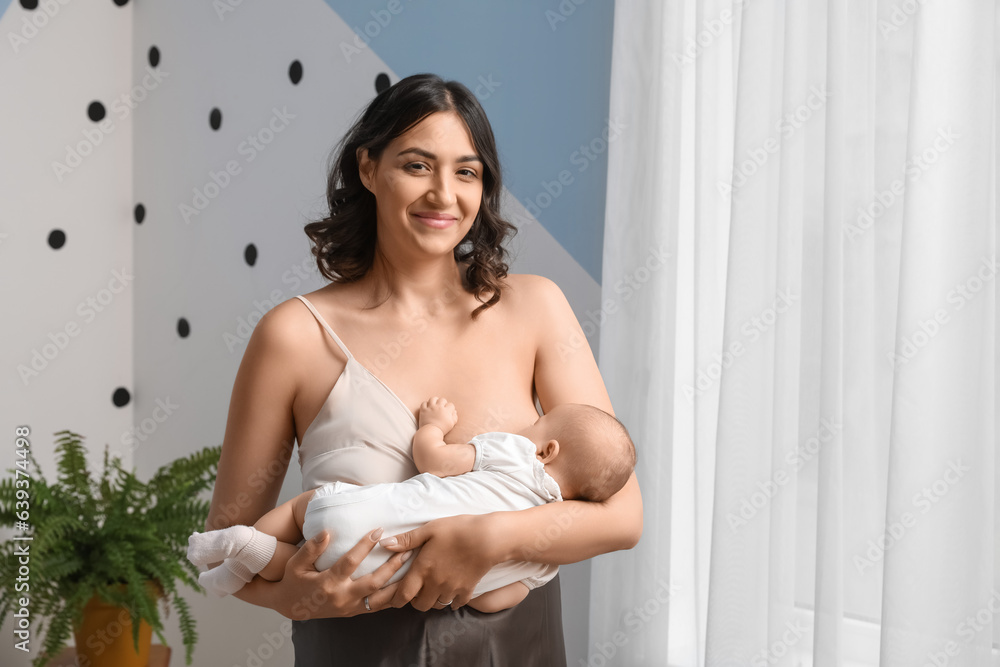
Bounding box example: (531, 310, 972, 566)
(187, 525, 276, 573)
(197, 559, 254, 598)
(187, 525, 254, 565)
(418, 396, 459, 432)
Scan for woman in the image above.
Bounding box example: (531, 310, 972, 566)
(204, 73, 643, 666)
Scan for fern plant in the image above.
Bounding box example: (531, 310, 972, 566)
(0, 429, 221, 667)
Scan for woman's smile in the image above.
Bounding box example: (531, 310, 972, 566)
(411, 210, 459, 229)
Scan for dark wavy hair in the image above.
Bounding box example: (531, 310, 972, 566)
(304, 73, 517, 318)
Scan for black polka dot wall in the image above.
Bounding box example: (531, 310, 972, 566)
(177, 318, 190, 338)
(148, 46, 160, 68)
(113, 0, 129, 7)
(20, 0, 38, 10)
(134, 203, 145, 224)
(48, 229, 66, 249)
(244, 243, 258, 266)
(112, 387, 131, 407)
(289, 60, 303, 85)
(88, 101, 106, 122)
(210, 107, 222, 130)
(375, 73, 390, 94)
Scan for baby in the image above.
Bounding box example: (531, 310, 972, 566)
(187, 397, 635, 613)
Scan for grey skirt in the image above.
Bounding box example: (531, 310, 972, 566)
(290, 574, 567, 666)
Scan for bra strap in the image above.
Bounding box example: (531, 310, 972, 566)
(293, 295, 354, 360)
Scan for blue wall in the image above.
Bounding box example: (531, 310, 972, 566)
(324, 0, 615, 281)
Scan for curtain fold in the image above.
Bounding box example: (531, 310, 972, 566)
(880, 1, 997, 664)
(589, 0, 682, 664)
(591, 1, 997, 665)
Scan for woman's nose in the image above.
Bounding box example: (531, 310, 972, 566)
(426, 174, 456, 207)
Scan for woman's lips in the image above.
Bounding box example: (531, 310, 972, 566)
(412, 212, 457, 229)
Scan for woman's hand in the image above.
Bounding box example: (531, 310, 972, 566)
(379, 514, 499, 611)
(239, 528, 412, 620)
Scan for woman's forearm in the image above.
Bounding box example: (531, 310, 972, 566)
(490, 472, 643, 565)
(230, 575, 283, 613)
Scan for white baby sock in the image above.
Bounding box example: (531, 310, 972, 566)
(186, 525, 276, 570)
(189, 527, 277, 599)
(198, 559, 255, 598)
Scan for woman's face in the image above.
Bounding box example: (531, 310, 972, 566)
(359, 110, 484, 262)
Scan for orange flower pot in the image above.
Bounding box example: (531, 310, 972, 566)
(71, 581, 162, 667)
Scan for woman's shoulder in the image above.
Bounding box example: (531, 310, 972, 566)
(500, 273, 573, 317)
(502, 273, 568, 304)
(250, 286, 347, 356)
(263, 284, 351, 325)
(254, 293, 317, 340)
(497, 275, 583, 353)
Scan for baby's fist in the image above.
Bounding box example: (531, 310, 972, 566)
(419, 396, 459, 431)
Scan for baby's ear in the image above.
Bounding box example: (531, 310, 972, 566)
(538, 439, 560, 464)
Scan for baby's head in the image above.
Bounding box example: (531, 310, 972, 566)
(522, 404, 636, 502)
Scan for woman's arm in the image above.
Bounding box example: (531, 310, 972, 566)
(488, 474, 641, 561)
(204, 303, 301, 536)
(206, 299, 409, 619)
(508, 275, 644, 556)
(384, 276, 642, 610)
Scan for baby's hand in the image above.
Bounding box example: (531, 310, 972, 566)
(419, 397, 458, 432)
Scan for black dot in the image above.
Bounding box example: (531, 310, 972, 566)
(177, 318, 190, 338)
(148, 46, 160, 68)
(88, 101, 106, 122)
(210, 108, 222, 131)
(375, 73, 390, 94)
(112, 387, 131, 407)
(20, 0, 38, 9)
(244, 243, 258, 266)
(113, 0, 129, 6)
(48, 229, 66, 249)
(289, 60, 303, 85)
(134, 203, 145, 224)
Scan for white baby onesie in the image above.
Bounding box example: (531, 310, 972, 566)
(301, 431, 563, 597)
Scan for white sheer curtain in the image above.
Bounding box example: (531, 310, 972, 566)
(590, 1, 998, 666)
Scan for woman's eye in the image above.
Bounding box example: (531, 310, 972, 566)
(405, 163, 428, 172)
(458, 169, 478, 178)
